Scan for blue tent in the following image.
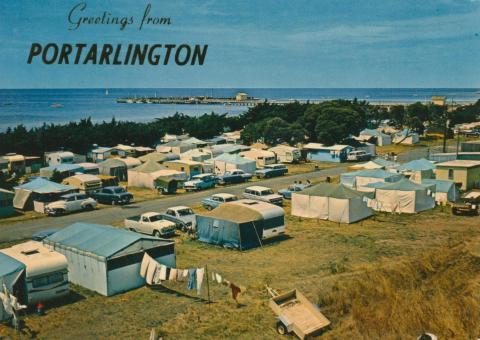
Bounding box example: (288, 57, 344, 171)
(397, 158, 436, 171)
(44, 223, 176, 296)
(40, 164, 84, 179)
(422, 179, 459, 203)
(13, 178, 76, 210)
(0, 253, 26, 320)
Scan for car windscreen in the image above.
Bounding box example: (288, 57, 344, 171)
(178, 208, 194, 216)
(149, 215, 164, 222)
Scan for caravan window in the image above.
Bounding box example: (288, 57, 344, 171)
(263, 216, 284, 230)
(32, 272, 65, 288)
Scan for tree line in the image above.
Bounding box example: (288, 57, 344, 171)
(0, 99, 478, 157)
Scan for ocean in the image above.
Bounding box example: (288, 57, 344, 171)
(0, 88, 478, 131)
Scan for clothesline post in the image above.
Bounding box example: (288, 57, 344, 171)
(205, 264, 211, 305)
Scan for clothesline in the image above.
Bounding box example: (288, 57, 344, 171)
(140, 253, 242, 302)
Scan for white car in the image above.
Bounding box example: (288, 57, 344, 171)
(125, 212, 176, 237)
(242, 186, 283, 206)
(165, 206, 197, 231)
(44, 193, 97, 216)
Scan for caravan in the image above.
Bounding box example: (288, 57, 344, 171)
(0, 241, 69, 305)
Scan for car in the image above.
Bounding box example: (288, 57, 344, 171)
(347, 150, 372, 162)
(216, 169, 253, 185)
(44, 193, 97, 216)
(31, 229, 60, 241)
(451, 190, 480, 216)
(92, 186, 134, 205)
(164, 206, 197, 231)
(202, 193, 238, 210)
(278, 183, 312, 199)
(242, 186, 283, 206)
(255, 164, 288, 179)
(125, 212, 177, 237)
(184, 173, 217, 192)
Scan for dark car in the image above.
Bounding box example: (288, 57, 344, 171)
(92, 186, 134, 205)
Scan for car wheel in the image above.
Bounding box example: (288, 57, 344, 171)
(206, 205, 213, 211)
(84, 204, 94, 211)
(153, 230, 161, 238)
(276, 322, 288, 335)
(56, 209, 66, 216)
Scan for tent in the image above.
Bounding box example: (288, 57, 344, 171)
(209, 153, 257, 175)
(116, 157, 141, 169)
(196, 200, 285, 250)
(180, 148, 213, 162)
(43, 222, 176, 296)
(13, 178, 76, 212)
(367, 179, 435, 214)
(39, 164, 84, 180)
(127, 161, 187, 189)
(351, 158, 399, 170)
(291, 183, 373, 223)
(357, 129, 392, 146)
(396, 158, 436, 182)
(240, 149, 277, 167)
(0, 189, 15, 218)
(0, 253, 26, 321)
(98, 158, 128, 181)
(393, 129, 420, 145)
(138, 152, 178, 164)
(340, 169, 404, 192)
(422, 179, 459, 204)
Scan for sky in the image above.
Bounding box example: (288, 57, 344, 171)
(0, 0, 479, 88)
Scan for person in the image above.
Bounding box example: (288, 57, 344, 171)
(326, 176, 331, 183)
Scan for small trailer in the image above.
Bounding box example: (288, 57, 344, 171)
(267, 287, 330, 339)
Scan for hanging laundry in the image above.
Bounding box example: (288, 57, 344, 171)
(165, 267, 171, 282)
(169, 268, 177, 281)
(230, 283, 241, 302)
(153, 266, 162, 284)
(196, 268, 205, 295)
(146, 260, 158, 285)
(177, 269, 185, 282)
(140, 253, 153, 278)
(187, 269, 196, 290)
(212, 272, 216, 281)
(183, 269, 189, 279)
(159, 264, 168, 281)
(215, 273, 222, 284)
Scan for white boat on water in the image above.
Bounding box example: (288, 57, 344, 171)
(50, 103, 64, 108)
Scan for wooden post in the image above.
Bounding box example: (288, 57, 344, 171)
(205, 264, 211, 304)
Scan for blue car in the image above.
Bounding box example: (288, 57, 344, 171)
(278, 183, 312, 199)
(32, 229, 60, 241)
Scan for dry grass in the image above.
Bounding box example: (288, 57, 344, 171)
(286, 161, 339, 175)
(1, 203, 479, 339)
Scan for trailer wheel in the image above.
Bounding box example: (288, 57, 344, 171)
(276, 321, 288, 335)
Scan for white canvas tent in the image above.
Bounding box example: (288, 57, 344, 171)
(367, 179, 435, 214)
(422, 179, 459, 204)
(396, 158, 435, 183)
(208, 153, 257, 175)
(291, 183, 373, 223)
(340, 169, 403, 192)
(127, 161, 187, 189)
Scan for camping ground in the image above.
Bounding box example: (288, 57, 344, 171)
(0, 201, 479, 339)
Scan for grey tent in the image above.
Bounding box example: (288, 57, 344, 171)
(44, 222, 176, 296)
(98, 158, 128, 181)
(13, 178, 76, 211)
(196, 200, 285, 250)
(291, 183, 373, 223)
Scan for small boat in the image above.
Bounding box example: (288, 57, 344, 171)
(105, 89, 109, 96)
(50, 103, 64, 108)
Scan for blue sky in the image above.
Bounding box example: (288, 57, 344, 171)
(0, 0, 479, 88)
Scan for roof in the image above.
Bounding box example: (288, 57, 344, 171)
(114, 144, 135, 151)
(181, 149, 212, 157)
(15, 177, 75, 194)
(183, 137, 207, 145)
(98, 158, 127, 168)
(246, 185, 271, 191)
(214, 153, 255, 164)
(368, 178, 428, 191)
(436, 160, 480, 168)
(91, 147, 112, 154)
(47, 151, 74, 158)
(212, 193, 237, 199)
(76, 162, 99, 170)
(299, 183, 365, 199)
(165, 159, 203, 166)
(64, 174, 101, 182)
(139, 152, 169, 163)
(0, 188, 14, 197)
(0, 252, 25, 278)
(41, 164, 83, 172)
(45, 222, 173, 259)
(359, 129, 387, 137)
(421, 179, 455, 193)
(268, 145, 299, 152)
(397, 158, 435, 171)
(116, 157, 141, 167)
(303, 143, 352, 151)
(211, 144, 250, 154)
(200, 202, 263, 223)
(342, 169, 401, 179)
(130, 160, 168, 173)
(240, 149, 276, 157)
(0, 241, 67, 277)
(2, 154, 25, 162)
